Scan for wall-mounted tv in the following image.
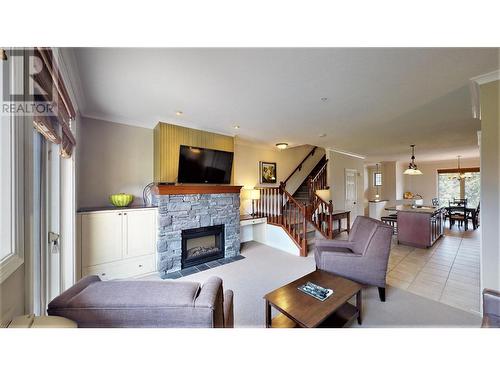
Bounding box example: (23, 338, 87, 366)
(177, 145, 234, 184)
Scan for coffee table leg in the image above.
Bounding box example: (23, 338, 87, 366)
(265, 300, 272, 328)
(356, 290, 362, 325)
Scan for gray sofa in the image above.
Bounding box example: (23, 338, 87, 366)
(482, 288, 500, 328)
(314, 216, 393, 302)
(47, 275, 234, 328)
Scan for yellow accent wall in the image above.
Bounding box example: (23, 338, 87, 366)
(154, 122, 235, 182)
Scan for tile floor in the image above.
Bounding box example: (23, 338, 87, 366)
(386, 227, 481, 314)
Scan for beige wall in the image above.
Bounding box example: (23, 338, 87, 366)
(402, 157, 480, 206)
(234, 141, 320, 214)
(0, 266, 25, 325)
(328, 150, 365, 218)
(77, 117, 153, 208)
(153, 122, 234, 183)
(480, 79, 500, 291)
(77, 118, 320, 213)
(381, 162, 398, 206)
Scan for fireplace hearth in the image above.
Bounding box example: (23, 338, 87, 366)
(181, 225, 225, 269)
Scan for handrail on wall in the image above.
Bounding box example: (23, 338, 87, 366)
(282, 146, 317, 186)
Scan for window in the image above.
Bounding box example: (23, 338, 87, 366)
(374, 172, 382, 186)
(464, 172, 480, 208)
(438, 173, 461, 207)
(0, 49, 24, 283)
(0, 52, 14, 264)
(0, 93, 14, 264)
(437, 169, 480, 207)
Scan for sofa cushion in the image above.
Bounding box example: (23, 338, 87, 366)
(66, 280, 201, 309)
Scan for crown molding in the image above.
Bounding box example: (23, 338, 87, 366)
(470, 70, 500, 85)
(54, 48, 86, 116)
(327, 147, 366, 160)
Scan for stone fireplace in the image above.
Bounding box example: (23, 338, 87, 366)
(181, 224, 225, 268)
(155, 185, 241, 277)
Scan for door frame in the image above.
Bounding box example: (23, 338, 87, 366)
(345, 168, 359, 219)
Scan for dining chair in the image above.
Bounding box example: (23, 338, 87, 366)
(449, 202, 467, 230)
(468, 202, 480, 230)
(453, 198, 468, 207)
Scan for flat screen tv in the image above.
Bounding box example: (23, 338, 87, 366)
(177, 145, 234, 184)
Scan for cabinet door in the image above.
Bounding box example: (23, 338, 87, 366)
(123, 210, 156, 258)
(81, 212, 123, 267)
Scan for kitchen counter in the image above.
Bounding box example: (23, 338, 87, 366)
(368, 200, 389, 220)
(386, 205, 443, 248)
(385, 205, 440, 214)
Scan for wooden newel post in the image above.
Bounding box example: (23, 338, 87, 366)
(328, 200, 334, 239)
(279, 182, 284, 225)
(302, 203, 308, 256)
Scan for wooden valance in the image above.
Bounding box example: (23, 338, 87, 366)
(154, 184, 243, 195)
(437, 167, 480, 174)
(32, 47, 76, 158)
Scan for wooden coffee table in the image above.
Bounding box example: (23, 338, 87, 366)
(264, 270, 363, 328)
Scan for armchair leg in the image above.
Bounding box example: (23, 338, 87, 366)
(378, 287, 386, 302)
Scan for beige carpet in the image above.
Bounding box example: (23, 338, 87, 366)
(141, 241, 482, 328)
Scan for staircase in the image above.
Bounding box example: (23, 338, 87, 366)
(292, 155, 327, 205)
(255, 148, 334, 256)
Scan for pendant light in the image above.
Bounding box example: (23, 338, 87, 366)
(403, 145, 423, 175)
(449, 155, 472, 181)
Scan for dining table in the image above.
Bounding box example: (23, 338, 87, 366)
(443, 205, 478, 230)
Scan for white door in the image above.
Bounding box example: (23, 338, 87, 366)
(81, 212, 123, 267)
(124, 210, 156, 258)
(345, 169, 358, 220)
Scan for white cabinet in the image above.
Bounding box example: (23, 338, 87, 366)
(81, 212, 123, 267)
(124, 209, 156, 259)
(77, 208, 157, 280)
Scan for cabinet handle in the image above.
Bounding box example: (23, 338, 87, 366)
(118, 213, 122, 216)
(138, 264, 143, 268)
(101, 273, 106, 276)
(124, 213, 127, 216)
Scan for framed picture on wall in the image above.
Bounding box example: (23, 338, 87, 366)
(260, 161, 277, 184)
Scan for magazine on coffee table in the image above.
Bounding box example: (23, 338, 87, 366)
(298, 281, 334, 301)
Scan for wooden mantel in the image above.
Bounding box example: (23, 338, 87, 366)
(154, 184, 243, 195)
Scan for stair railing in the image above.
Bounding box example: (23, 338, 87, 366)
(310, 192, 334, 239)
(308, 159, 328, 203)
(281, 185, 308, 256)
(255, 186, 282, 225)
(255, 183, 308, 256)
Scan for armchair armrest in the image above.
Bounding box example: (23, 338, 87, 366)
(315, 238, 355, 249)
(483, 288, 500, 316)
(223, 290, 234, 328)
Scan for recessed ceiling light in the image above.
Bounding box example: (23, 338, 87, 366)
(176, 111, 183, 116)
(233, 125, 240, 129)
(320, 97, 328, 102)
(319, 133, 326, 138)
(276, 143, 288, 150)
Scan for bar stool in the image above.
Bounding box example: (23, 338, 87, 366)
(381, 215, 398, 234)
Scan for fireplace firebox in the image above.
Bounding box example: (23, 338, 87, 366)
(181, 225, 225, 268)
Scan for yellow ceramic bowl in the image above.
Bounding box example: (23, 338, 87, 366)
(109, 193, 134, 207)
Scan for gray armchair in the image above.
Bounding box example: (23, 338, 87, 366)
(314, 216, 393, 301)
(482, 288, 500, 328)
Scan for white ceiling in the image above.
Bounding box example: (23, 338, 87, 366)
(70, 48, 499, 161)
